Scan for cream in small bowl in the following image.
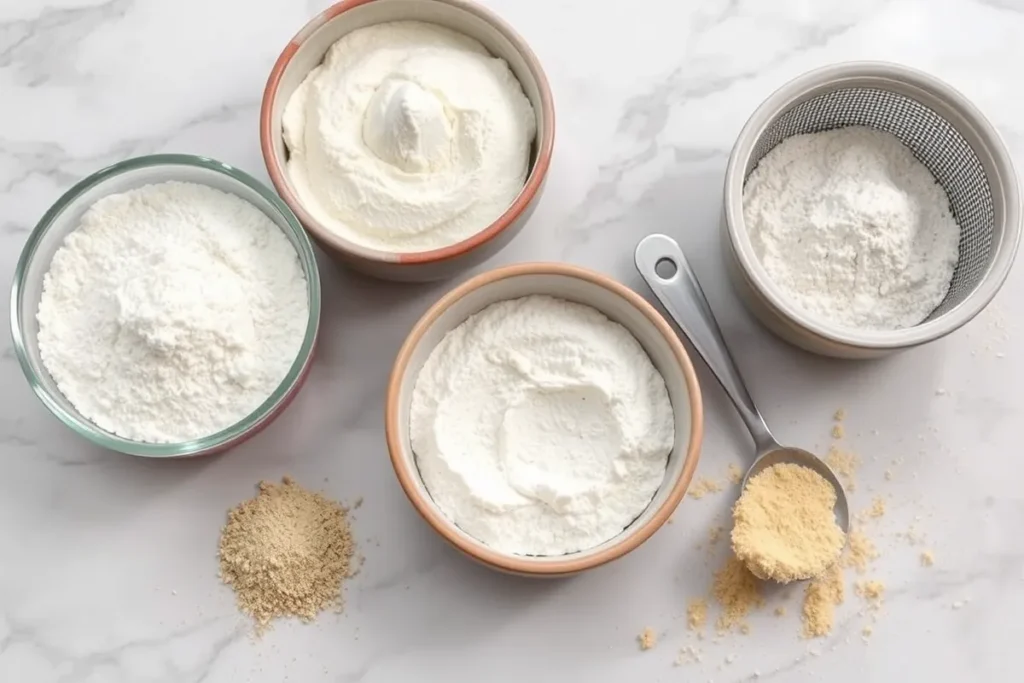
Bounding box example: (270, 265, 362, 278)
(386, 263, 704, 575)
(282, 20, 536, 254)
(262, 0, 555, 282)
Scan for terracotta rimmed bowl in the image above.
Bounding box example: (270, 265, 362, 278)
(385, 263, 704, 576)
(10, 154, 321, 458)
(261, 0, 555, 282)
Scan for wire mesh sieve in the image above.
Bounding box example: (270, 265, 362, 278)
(742, 87, 995, 323)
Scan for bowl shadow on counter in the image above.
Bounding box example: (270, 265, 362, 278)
(350, 523, 586, 652)
(313, 246, 454, 343)
(307, 246, 460, 421)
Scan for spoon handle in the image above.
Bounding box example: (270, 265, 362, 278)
(635, 234, 776, 456)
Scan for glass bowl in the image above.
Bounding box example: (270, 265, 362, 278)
(9, 154, 322, 457)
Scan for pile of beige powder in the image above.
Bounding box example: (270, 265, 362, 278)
(218, 477, 357, 633)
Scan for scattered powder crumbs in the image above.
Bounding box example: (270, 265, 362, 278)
(902, 525, 926, 546)
(774, 606, 787, 617)
(708, 526, 724, 545)
(826, 446, 860, 489)
(844, 530, 879, 573)
(727, 463, 744, 485)
(687, 598, 708, 631)
(884, 469, 893, 481)
(732, 463, 845, 582)
(712, 556, 764, 633)
(855, 580, 886, 610)
(834, 408, 846, 422)
(218, 477, 357, 634)
(689, 477, 723, 499)
(857, 497, 887, 524)
(675, 645, 702, 666)
(638, 627, 657, 650)
(862, 625, 874, 639)
(920, 550, 935, 567)
(831, 424, 845, 439)
(801, 563, 844, 638)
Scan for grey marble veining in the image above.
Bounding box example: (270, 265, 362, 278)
(2, 0, 1023, 681)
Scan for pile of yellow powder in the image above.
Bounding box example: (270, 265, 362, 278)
(731, 463, 846, 582)
(218, 477, 357, 633)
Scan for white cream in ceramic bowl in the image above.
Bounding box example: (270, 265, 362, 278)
(261, 0, 555, 282)
(384, 263, 704, 576)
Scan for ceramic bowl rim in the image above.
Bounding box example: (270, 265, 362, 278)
(259, 0, 556, 267)
(384, 262, 704, 575)
(724, 60, 1022, 351)
(9, 153, 322, 458)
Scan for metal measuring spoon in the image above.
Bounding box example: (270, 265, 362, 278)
(635, 233, 850, 535)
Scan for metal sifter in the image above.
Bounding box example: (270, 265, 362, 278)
(722, 61, 1021, 358)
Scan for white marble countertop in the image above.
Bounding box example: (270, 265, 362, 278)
(2, 0, 1023, 680)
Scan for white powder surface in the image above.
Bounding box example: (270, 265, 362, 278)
(743, 126, 961, 330)
(409, 295, 675, 556)
(36, 181, 309, 443)
(282, 21, 536, 252)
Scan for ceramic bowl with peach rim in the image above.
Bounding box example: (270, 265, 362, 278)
(384, 263, 704, 576)
(260, 0, 555, 282)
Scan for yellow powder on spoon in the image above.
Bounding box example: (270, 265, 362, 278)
(731, 463, 845, 583)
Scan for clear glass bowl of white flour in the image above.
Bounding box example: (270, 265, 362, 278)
(11, 154, 322, 457)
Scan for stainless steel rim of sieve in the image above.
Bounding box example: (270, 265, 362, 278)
(724, 61, 1021, 350)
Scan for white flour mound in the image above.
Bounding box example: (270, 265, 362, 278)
(742, 126, 961, 330)
(36, 181, 308, 443)
(409, 295, 674, 556)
